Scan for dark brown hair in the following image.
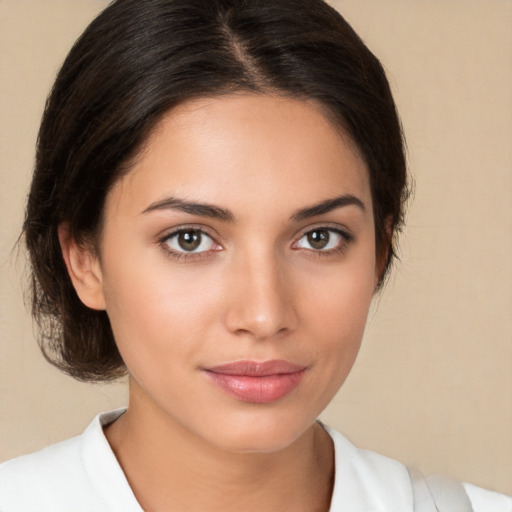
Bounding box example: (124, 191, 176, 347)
(24, 0, 408, 381)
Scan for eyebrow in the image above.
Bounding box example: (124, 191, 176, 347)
(141, 193, 365, 223)
(141, 197, 235, 222)
(290, 194, 365, 222)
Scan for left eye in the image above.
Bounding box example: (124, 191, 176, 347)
(294, 228, 345, 251)
(163, 229, 216, 253)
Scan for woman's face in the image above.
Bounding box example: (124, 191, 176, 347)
(93, 94, 378, 453)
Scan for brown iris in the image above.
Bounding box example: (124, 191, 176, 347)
(307, 229, 330, 249)
(177, 230, 202, 251)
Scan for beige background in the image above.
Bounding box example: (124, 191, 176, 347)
(1, 0, 511, 495)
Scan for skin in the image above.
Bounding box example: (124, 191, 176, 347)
(61, 94, 380, 511)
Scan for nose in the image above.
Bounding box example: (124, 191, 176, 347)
(223, 251, 298, 341)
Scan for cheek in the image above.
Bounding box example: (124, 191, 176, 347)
(304, 251, 376, 326)
(100, 252, 222, 371)
(281, 256, 375, 419)
(300, 251, 376, 367)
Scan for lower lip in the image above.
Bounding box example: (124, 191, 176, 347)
(204, 370, 307, 403)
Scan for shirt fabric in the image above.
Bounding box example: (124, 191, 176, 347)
(0, 409, 510, 512)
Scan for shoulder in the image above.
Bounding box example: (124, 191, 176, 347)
(0, 433, 99, 511)
(0, 409, 140, 512)
(323, 424, 512, 512)
(463, 482, 512, 512)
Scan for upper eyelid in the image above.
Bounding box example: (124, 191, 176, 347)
(158, 224, 219, 242)
(294, 223, 353, 240)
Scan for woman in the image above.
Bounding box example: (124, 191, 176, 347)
(0, 0, 510, 510)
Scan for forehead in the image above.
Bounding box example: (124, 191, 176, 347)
(107, 94, 371, 219)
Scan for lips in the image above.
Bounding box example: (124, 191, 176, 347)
(203, 360, 307, 403)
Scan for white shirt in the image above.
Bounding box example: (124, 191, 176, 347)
(0, 409, 510, 512)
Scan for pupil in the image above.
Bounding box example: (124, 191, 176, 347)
(178, 231, 201, 251)
(308, 229, 329, 249)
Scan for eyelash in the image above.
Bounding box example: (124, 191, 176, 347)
(158, 225, 354, 262)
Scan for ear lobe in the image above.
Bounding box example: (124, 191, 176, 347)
(58, 224, 106, 310)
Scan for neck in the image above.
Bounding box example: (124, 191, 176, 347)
(105, 380, 334, 512)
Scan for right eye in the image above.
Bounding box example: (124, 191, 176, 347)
(162, 229, 218, 254)
(292, 227, 352, 253)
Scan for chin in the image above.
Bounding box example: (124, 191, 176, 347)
(202, 409, 316, 455)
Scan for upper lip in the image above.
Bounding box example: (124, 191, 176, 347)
(205, 360, 307, 376)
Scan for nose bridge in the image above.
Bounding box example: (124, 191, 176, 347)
(224, 246, 296, 339)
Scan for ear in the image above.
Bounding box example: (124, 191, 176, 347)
(374, 215, 394, 288)
(58, 224, 106, 310)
